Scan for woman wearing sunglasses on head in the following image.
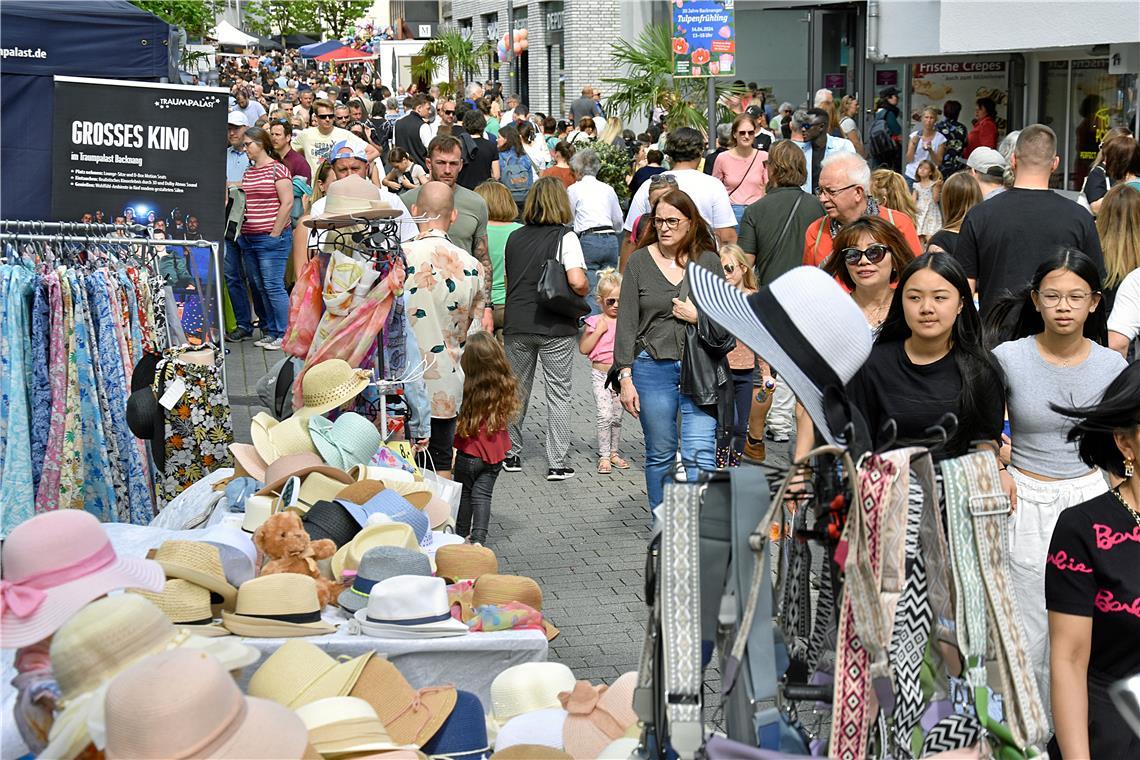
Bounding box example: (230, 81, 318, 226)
(791, 216, 915, 462)
(712, 113, 769, 226)
(985, 249, 1126, 715)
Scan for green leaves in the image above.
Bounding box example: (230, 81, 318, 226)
(130, 0, 222, 37)
(410, 28, 493, 97)
(244, 0, 318, 40)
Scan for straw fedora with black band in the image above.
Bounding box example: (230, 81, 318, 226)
(221, 574, 336, 637)
(134, 579, 231, 637)
(152, 540, 237, 611)
(685, 264, 873, 448)
(347, 656, 457, 747)
(248, 639, 373, 708)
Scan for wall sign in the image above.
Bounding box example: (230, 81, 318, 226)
(671, 0, 735, 78)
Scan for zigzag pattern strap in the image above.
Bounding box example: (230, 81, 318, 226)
(661, 482, 703, 759)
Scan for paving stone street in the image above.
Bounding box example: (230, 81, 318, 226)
(227, 337, 791, 686)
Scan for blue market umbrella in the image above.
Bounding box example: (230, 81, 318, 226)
(299, 40, 347, 58)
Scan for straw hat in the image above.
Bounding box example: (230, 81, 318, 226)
(347, 656, 457, 747)
(153, 540, 237, 610)
(336, 479, 387, 509)
(494, 744, 573, 759)
(229, 442, 270, 481)
(221, 574, 336, 637)
(303, 175, 402, 228)
(420, 690, 491, 760)
(104, 649, 309, 759)
(493, 709, 568, 754)
(296, 697, 416, 756)
(338, 547, 432, 613)
(435, 544, 499, 583)
(44, 595, 259, 760)
(134, 580, 230, 636)
(355, 575, 469, 639)
(471, 575, 559, 640)
(242, 494, 277, 534)
(1, 509, 165, 649)
(309, 412, 382, 470)
(491, 663, 577, 727)
(248, 640, 372, 708)
(251, 412, 320, 464)
(330, 521, 422, 580)
(303, 500, 364, 547)
(560, 673, 640, 760)
(295, 359, 372, 418)
(151, 524, 257, 586)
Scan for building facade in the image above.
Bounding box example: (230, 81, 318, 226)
(445, 0, 621, 119)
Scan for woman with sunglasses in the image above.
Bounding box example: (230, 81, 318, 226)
(712, 113, 770, 226)
(615, 189, 728, 512)
(985, 249, 1125, 713)
(1046, 361, 1140, 759)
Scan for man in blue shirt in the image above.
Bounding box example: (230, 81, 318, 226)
(797, 107, 855, 194)
(226, 112, 250, 185)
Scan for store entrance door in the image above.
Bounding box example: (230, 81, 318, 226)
(808, 7, 863, 101)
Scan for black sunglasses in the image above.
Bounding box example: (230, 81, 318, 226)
(840, 244, 891, 265)
(315, 113, 335, 120)
(604, 297, 619, 307)
(723, 264, 736, 273)
(443, 109, 455, 115)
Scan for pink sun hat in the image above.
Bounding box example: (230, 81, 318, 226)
(1, 510, 165, 648)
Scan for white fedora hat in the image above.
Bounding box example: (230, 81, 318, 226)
(354, 575, 469, 639)
(686, 264, 872, 447)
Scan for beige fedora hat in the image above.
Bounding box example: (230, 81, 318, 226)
(103, 649, 309, 759)
(330, 521, 421, 580)
(221, 574, 336, 638)
(248, 639, 373, 708)
(296, 696, 417, 756)
(303, 175, 402, 228)
(134, 579, 230, 637)
(153, 540, 237, 611)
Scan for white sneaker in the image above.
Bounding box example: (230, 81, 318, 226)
(261, 337, 283, 351)
(253, 337, 270, 348)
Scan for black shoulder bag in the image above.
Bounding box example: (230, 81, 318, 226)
(536, 226, 590, 320)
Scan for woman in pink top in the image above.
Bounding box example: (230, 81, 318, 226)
(713, 113, 769, 226)
(579, 268, 629, 474)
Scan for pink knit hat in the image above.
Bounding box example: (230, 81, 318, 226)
(2, 511, 165, 648)
(559, 672, 640, 760)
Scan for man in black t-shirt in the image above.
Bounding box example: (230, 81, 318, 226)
(457, 109, 498, 191)
(954, 124, 1104, 318)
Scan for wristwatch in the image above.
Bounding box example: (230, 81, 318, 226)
(618, 369, 633, 381)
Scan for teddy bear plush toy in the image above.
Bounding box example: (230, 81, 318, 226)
(252, 511, 340, 608)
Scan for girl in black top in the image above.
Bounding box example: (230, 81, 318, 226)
(1047, 362, 1140, 759)
(925, 171, 981, 258)
(847, 252, 1007, 477)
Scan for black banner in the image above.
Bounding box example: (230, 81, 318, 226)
(51, 76, 227, 241)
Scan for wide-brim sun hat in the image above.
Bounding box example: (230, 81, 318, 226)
(296, 696, 418, 755)
(43, 595, 259, 760)
(338, 546, 433, 614)
(229, 442, 270, 481)
(348, 656, 457, 747)
(248, 639, 373, 708)
(221, 574, 336, 638)
(309, 412, 383, 470)
(258, 452, 324, 492)
(152, 540, 237, 611)
(493, 709, 568, 753)
(250, 412, 320, 465)
(435, 544, 499, 584)
(423, 496, 453, 530)
(296, 359, 372, 418)
(420, 690, 491, 760)
(685, 264, 872, 447)
(560, 672, 640, 760)
(303, 175, 403, 228)
(103, 649, 309, 760)
(491, 662, 577, 727)
(331, 521, 423, 580)
(1, 510, 165, 649)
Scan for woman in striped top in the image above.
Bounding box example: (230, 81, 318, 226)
(238, 126, 293, 350)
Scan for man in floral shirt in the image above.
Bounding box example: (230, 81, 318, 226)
(936, 100, 968, 178)
(402, 181, 486, 477)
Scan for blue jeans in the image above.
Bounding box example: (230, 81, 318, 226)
(632, 352, 718, 509)
(730, 368, 755, 454)
(731, 203, 748, 226)
(579, 233, 619, 314)
(224, 238, 254, 333)
(236, 229, 292, 339)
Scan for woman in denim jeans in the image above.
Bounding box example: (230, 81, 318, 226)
(614, 189, 725, 511)
(567, 149, 623, 313)
(237, 127, 293, 350)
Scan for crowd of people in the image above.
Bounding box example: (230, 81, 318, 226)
(200, 55, 1140, 755)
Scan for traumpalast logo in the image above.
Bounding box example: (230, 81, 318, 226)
(154, 95, 221, 110)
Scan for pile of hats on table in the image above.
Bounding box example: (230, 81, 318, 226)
(2, 511, 606, 759)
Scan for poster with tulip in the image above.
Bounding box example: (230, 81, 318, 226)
(671, 0, 735, 78)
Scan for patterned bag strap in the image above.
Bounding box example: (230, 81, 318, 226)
(943, 453, 1048, 756)
(661, 481, 704, 759)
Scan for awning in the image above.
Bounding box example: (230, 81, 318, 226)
(299, 40, 345, 58)
(315, 47, 377, 63)
(210, 20, 257, 48)
(285, 34, 319, 48)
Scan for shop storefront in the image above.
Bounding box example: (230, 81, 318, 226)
(545, 2, 564, 117)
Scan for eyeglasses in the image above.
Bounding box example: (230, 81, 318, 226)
(241, 141, 255, 148)
(723, 264, 736, 273)
(653, 217, 684, 230)
(604, 298, 620, 307)
(816, 183, 859, 199)
(1035, 290, 1095, 308)
(315, 113, 334, 120)
(840, 244, 891, 265)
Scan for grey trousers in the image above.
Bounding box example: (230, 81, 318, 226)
(504, 332, 576, 469)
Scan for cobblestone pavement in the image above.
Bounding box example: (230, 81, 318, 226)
(227, 337, 791, 686)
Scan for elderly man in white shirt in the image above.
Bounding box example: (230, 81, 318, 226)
(566, 148, 624, 313)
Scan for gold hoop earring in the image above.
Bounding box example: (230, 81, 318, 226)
(1126, 458, 1136, 478)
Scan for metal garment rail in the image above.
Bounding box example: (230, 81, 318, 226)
(0, 225, 229, 393)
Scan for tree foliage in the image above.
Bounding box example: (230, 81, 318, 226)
(130, 0, 221, 38)
(312, 0, 372, 38)
(589, 141, 634, 204)
(603, 23, 741, 134)
(410, 28, 493, 98)
(245, 0, 318, 42)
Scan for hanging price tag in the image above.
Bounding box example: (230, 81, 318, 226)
(158, 377, 187, 410)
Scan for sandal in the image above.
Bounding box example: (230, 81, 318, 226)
(610, 454, 631, 469)
(597, 457, 613, 474)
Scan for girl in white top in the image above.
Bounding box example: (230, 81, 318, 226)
(905, 107, 946, 184)
(838, 95, 866, 157)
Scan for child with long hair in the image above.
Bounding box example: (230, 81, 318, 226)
(452, 332, 521, 545)
(911, 159, 943, 243)
(580, 268, 629, 474)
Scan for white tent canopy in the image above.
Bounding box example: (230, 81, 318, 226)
(210, 20, 257, 47)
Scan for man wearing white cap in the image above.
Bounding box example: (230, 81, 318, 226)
(226, 112, 250, 188)
(964, 146, 1007, 201)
